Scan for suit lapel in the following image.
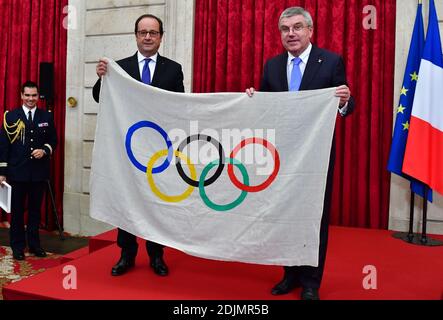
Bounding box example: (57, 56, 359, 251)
(19, 109, 27, 121)
(127, 53, 141, 81)
(20, 108, 31, 125)
(300, 46, 324, 90)
(151, 54, 165, 87)
(33, 108, 41, 126)
(19, 107, 33, 125)
(278, 53, 289, 91)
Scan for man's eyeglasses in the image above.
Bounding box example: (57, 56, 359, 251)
(280, 24, 309, 34)
(136, 30, 161, 38)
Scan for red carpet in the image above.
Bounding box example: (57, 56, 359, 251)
(2, 226, 443, 300)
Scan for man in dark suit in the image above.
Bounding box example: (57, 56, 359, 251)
(0, 81, 57, 260)
(247, 7, 355, 300)
(93, 14, 184, 277)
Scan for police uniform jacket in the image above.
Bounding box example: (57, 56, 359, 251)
(0, 107, 57, 182)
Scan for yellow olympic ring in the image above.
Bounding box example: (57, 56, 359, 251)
(146, 149, 196, 203)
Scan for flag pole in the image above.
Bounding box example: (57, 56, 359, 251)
(392, 190, 416, 243)
(420, 186, 429, 244)
(410, 0, 421, 245)
(407, 191, 415, 241)
(395, 186, 443, 246)
(408, 185, 443, 246)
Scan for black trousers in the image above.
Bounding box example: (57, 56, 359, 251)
(10, 181, 46, 252)
(117, 228, 164, 259)
(283, 152, 335, 289)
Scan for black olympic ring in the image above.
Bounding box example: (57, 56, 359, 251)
(176, 134, 225, 187)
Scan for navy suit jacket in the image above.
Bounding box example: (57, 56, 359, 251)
(260, 45, 355, 115)
(0, 107, 57, 181)
(93, 52, 185, 103)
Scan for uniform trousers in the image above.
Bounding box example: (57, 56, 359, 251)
(10, 181, 46, 252)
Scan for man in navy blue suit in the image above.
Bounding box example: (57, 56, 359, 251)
(0, 81, 57, 260)
(247, 6, 355, 300)
(93, 14, 184, 278)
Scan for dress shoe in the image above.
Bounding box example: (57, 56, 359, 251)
(12, 251, 25, 261)
(29, 247, 47, 257)
(271, 277, 300, 295)
(301, 287, 320, 300)
(150, 257, 169, 276)
(111, 257, 135, 276)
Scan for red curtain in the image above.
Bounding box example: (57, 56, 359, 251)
(0, 0, 67, 229)
(194, 0, 395, 229)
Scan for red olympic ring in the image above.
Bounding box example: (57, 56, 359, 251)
(227, 138, 280, 193)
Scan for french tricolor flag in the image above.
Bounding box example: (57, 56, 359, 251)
(403, 0, 443, 195)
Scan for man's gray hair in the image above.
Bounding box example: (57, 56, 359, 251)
(279, 7, 313, 28)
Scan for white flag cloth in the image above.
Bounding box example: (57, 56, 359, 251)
(90, 58, 339, 266)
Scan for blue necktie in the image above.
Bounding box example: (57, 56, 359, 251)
(142, 58, 151, 85)
(289, 57, 302, 91)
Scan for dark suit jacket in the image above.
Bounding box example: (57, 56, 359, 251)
(0, 107, 57, 181)
(93, 52, 185, 102)
(260, 45, 355, 115)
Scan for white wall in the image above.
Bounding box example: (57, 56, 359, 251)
(64, 0, 194, 235)
(389, 0, 443, 234)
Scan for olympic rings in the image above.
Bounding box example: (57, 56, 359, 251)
(227, 137, 280, 193)
(147, 149, 196, 203)
(176, 134, 225, 187)
(199, 158, 249, 211)
(125, 120, 280, 211)
(126, 121, 173, 174)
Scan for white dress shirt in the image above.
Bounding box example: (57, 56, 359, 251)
(22, 105, 36, 121)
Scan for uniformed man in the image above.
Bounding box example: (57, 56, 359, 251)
(0, 81, 57, 260)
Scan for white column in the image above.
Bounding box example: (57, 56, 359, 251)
(164, 0, 195, 92)
(64, 0, 87, 235)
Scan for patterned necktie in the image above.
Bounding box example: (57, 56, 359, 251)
(142, 58, 152, 85)
(289, 57, 302, 91)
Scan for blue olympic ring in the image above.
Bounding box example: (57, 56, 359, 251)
(125, 121, 173, 174)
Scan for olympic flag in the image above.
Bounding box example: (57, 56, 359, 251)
(90, 59, 339, 266)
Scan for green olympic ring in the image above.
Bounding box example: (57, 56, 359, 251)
(199, 158, 249, 211)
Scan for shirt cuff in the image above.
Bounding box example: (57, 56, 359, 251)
(338, 102, 349, 116)
(43, 144, 53, 155)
